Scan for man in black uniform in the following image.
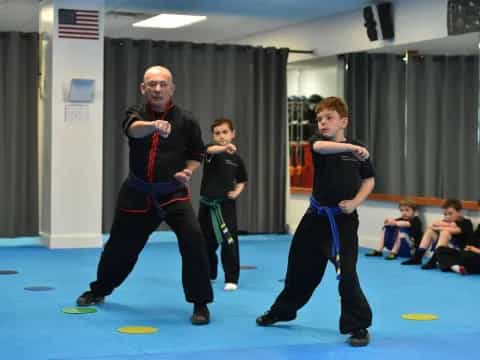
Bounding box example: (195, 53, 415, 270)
(256, 97, 375, 347)
(198, 118, 248, 291)
(76, 66, 213, 325)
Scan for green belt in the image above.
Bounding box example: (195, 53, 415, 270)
(200, 197, 234, 245)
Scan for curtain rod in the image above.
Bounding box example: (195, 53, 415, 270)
(288, 49, 315, 54)
(106, 39, 315, 54)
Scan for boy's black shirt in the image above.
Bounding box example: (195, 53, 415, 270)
(200, 144, 248, 199)
(454, 217, 474, 249)
(394, 216, 423, 246)
(472, 224, 480, 247)
(309, 135, 375, 207)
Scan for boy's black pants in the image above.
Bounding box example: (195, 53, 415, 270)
(437, 246, 480, 274)
(198, 200, 240, 284)
(269, 210, 372, 334)
(89, 199, 213, 304)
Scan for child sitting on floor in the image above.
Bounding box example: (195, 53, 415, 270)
(366, 199, 423, 260)
(402, 198, 474, 269)
(437, 223, 480, 274)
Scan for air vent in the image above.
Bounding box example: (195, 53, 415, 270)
(105, 10, 148, 19)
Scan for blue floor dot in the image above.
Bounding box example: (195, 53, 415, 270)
(0, 270, 18, 275)
(1, 234, 480, 360)
(24, 286, 55, 291)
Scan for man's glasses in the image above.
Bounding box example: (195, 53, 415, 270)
(145, 81, 169, 89)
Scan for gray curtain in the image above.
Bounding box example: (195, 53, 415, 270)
(103, 39, 288, 233)
(344, 52, 480, 200)
(406, 55, 480, 200)
(344, 53, 406, 194)
(0, 32, 39, 237)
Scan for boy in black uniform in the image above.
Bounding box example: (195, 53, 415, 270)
(76, 66, 213, 325)
(437, 223, 480, 275)
(366, 199, 423, 259)
(402, 199, 474, 269)
(198, 118, 247, 291)
(256, 97, 375, 347)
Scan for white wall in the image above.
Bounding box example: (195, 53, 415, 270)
(286, 56, 345, 233)
(38, 3, 54, 235)
(287, 57, 340, 98)
(39, 0, 104, 248)
(235, 0, 448, 62)
(274, 0, 479, 246)
(360, 202, 479, 249)
(289, 194, 479, 249)
(33, 0, 476, 248)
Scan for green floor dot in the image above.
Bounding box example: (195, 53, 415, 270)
(63, 307, 97, 314)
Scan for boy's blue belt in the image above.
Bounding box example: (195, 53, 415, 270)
(309, 196, 343, 280)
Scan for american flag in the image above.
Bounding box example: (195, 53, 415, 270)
(58, 9, 99, 40)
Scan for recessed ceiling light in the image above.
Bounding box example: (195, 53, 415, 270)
(133, 14, 207, 29)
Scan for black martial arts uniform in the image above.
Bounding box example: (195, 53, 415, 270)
(448, 218, 474, 250)
(198, 145, 248, 284)
(383, 216, 423, 257)
(437, 224, 480, 274)
(89, 103, 213, 304)
(403, 217, 473, 267)
(268, 135, 375, 334)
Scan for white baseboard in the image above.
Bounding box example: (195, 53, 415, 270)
(40, 232, 103, 249)
(287, 228, 378, 250)
(359, 235, 378, 250)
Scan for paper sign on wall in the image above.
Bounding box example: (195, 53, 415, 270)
(65, 104, 89, 122)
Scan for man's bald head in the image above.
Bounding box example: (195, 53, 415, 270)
(143, 66, 173, 83)
(141, 65, 175, 111)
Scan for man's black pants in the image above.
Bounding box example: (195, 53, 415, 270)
(90, 199, 213, 304)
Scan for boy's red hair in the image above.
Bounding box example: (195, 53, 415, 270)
(315, 96, 348, 118)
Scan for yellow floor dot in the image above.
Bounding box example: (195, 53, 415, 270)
(401, 313, 439, 321)
(117, 326, 158, 334)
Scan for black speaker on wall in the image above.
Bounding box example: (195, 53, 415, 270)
(363, 6, 378, 41)
(363, 2, 394, 41)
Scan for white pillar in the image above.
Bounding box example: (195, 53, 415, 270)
(39, 0, 104, 248)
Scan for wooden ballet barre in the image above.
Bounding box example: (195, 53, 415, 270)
(290, 187, 479, 211)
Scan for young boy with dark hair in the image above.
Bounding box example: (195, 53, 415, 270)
(402, 199, 473, 269)
(198, 118, 247, 291)
(366, 199, 423, 259)
(437, 223, 480, 275)
(256, 96, 375, 347)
